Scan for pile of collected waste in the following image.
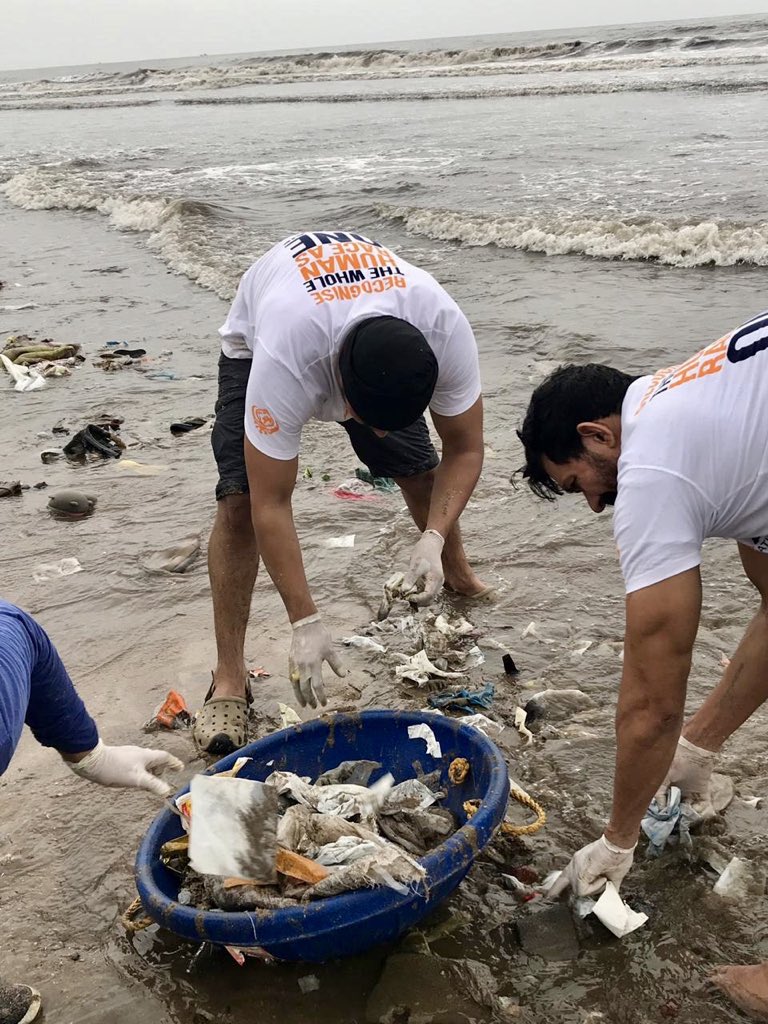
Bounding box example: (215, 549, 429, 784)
(162, 755, 460, 912)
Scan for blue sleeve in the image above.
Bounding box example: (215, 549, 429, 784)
(0, 601, 98, 775)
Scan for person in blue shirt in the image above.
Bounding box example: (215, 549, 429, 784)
(0, 600, 182, 1024)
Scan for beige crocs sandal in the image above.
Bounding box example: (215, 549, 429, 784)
(192, 676, 253, 757)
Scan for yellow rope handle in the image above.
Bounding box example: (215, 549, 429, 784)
(464, 784, 547, 837)
(120, 895, 155, 934)
(449, 757, 470, 784)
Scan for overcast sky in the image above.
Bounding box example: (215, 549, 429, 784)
(2, 0, 765, 70)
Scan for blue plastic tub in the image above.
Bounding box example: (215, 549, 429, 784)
(135, 710, 509, 962)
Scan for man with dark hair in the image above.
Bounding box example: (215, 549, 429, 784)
(194, 230, 487, 754)
(518, 310, 768, 1016)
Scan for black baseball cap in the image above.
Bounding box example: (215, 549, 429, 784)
(338, 316, 438, 431)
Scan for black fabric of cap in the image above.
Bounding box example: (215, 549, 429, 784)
(339, 316, 438, 431)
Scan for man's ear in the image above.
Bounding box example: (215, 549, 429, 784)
(576, 420, 619, 450)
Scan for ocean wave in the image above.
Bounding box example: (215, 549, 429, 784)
(172, 76, 768, 106)
(0, 98, 160, 111)
(375, 204, 768, 268)
(2, 30, 768, 101)
(1, 168, 250, 298)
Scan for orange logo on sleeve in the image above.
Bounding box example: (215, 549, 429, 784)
(251, 406, 279, 435)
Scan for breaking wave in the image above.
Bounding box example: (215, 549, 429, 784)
(171, 76, 768, 106)
(2, 19, 768, 102)
(1, 167, 249, 298)
(375, 204, 768, 268)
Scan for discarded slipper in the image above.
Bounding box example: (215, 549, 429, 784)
(192, 676, 254, 757)
(170, 418, 207, 435)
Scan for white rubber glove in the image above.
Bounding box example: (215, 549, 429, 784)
(289, 613, 346, 709)
(654, 736, 719, 819)
(548, 835, 636, 899)
(67, 740, 184, 797)
(403, 529, 445, 606)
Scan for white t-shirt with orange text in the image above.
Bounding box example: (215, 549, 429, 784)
(614, 310, 768, 593)
(219, 230, 481, 459)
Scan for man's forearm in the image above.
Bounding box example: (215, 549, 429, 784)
(605, 662, 687, 847)
(684, 604, 768, 751)
(425, 449, 482, 538)
(251, 502, 316, 622)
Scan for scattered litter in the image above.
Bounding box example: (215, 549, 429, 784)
(393, 649, 464, 685)
(739, 796, 763, 809)
(248, 666, 271, 679)
(514, 707, 533, 745)
(524, 688, 594, 723)
(62, 423, 124, 461)
(47, 489, 97, 519)
(144, 690, 191, 732)
(33, 557, 83, 582)
(170, 417, 207, 435)
(460, 714, 504, 737)
(355, 468, 396, 492)
(279, 703, 302, 728)
(302, 467, 313, 480)
(188, 774, 279, 882)
(521, 622, 554, 643)
(428, 681, 494, 712)
(140, 534, 201, 574)
(1, 353, 46, 391)
(502, 653, 519, 676)
(465, 645, 485, 668)
(713, 856, 766, 899)
(333, 477, 378, 500)
(642, 786, 699, 856)
(324, 534, 355, 548)
(114, 460, 167, 476)
(298, 975, 320, 994)
(571, 640, 593, 657)
(577, 882, 648, 938)
(0, 302, 35, 311)
(145, 369, 180, 381)
(0, 481, 22, 498)
(407, 723, 442, 758)
(378, 571, 416, 620)
(341, 635, 386, 653)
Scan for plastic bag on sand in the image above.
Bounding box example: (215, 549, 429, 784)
(33, 557, 83, 582)
(307, 844, 425, 899)
(265, 770, 394, 826)
(394, 649, 464, 685)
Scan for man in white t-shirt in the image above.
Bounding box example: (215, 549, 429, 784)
(194, 230, 488, 756)
(517, 310, 768, 1014)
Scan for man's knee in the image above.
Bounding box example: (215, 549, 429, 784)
(393, 467, 436, 491)
(215, 493, 253, 536)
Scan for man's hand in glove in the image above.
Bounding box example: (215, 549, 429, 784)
(654, 735, 719, 819)
(66, 741, 184, 797)
(548, 835, 636, 899)
(403, 529, 445, 606)
(289, 613, 346, 709)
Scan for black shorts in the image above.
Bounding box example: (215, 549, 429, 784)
(211, 353, 439, 499)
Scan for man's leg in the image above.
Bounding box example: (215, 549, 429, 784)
(208, 493, 259, 698)
(340, 417, 488, 597)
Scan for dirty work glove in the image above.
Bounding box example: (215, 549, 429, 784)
(548, 835, 636, 899)
(654, 736, 719, 819)
(67, 740, 184, 797)
(403, 529, 445, 606)
(289, 613, 346, 709)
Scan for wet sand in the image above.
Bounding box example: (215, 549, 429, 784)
(2, 202, 768, 1023)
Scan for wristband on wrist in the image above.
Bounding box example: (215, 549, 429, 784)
(292, 612, 321, 630)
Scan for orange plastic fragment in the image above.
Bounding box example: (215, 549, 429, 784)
(156, 690, 189, 729)
(275, 848, 330, 885)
